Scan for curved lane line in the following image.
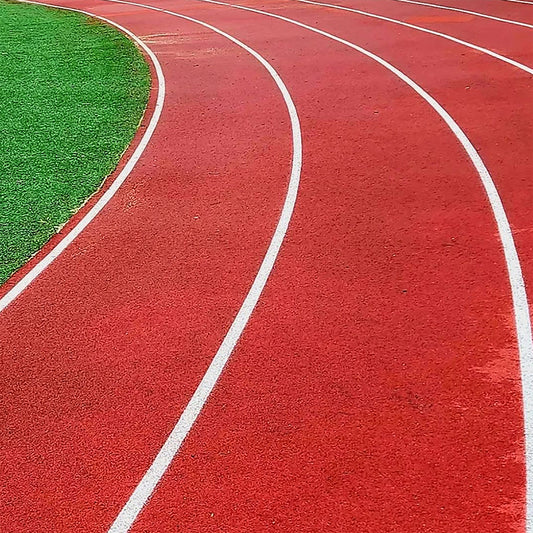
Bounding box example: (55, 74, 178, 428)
(92, 1, 303, 530)
(171, 0, 533, 527)
(384, 0, 533, 29)
(296, 0, 533, 74)
(0, 1, 166, 314)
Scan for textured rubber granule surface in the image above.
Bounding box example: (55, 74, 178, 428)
(1, 0, 532, 531)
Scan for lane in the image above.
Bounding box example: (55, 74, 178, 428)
(280, 0, 533, 384)
(100, 1, 303, 529)
(100, 0, 530, 531)
(379, 0, 533, 29)
(378, 0, 533, 24)
(292, 0, 533, 72)
(281, 5, 533, 502)
(0, 1, 296, 531)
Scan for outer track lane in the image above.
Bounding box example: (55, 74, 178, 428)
(378, 0, 533, 29)
(99, 0, 530, 531)
(505, 0, 533, 6)
(397, 0, 533, 24)
(454, 0, 533, 21)
(278, 0, 533, 467)
(338, 0, 533, 34)
(0, 2, 295, 531)
(274, 0, 533, 368)
(294, 0, 533, 69)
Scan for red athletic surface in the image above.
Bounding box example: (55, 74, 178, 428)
(1, 0, 532, 531)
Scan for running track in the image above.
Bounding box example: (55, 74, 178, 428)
(1, 0, 533, 531)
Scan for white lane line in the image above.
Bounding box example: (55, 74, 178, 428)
(504, 0, 533, 5)
(296, 0, 533, 74)
(175, 0, 533, 528)
(0, 1, 166, 314)
(98, 1, 303, 531)
(386, 0, 533, 29)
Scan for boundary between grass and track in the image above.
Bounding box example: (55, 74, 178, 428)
(105, 0, 533, 529)
(384, 0, 533, 29)
(0, 1, 166, 314)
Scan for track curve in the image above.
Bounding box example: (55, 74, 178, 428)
(2, 0, 531, 531)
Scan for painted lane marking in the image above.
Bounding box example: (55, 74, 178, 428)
(175, 0, 533, 528)
(0, 1, 165, 314)
(386, 0, 533, 29)
(93, 0, 303, 530)
(296, 0, 533, 74)
(504, 0, 533, 5)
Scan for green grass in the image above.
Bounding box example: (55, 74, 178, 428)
(0, 0, 150, 285)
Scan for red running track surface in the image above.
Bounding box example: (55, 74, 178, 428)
(1, 0, 532, 531)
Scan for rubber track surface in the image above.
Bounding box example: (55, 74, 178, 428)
(1, 0, 532, 531)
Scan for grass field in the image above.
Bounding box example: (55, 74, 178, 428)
(0, 0, 150, 285)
